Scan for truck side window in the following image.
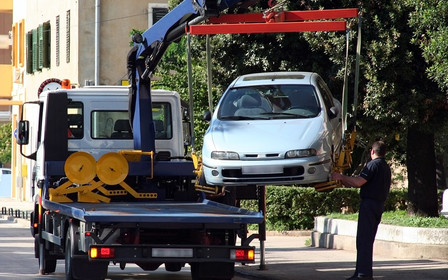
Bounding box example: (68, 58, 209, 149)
(68, 102, 83, 139)
(153, 103, 172, 139)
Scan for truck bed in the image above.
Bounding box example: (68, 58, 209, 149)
(42, 198, 263, 225)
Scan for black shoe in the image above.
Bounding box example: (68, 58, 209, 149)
(346, 274, 373, 280)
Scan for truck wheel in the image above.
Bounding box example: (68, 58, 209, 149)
(191, 262, 234, 280)
(37, 234, 57, 274)
(65, 224, 108, 280)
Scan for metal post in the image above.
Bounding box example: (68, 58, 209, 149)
(206, 35, 213, 113)
(341, 27, 350, 133)
(353, 13, 362, 125)
(258, 185, 267, 270)
(95, 0, 100, 85)
(186, 32, 195, 150)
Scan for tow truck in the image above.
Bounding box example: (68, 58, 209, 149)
(17, 0, 360, 279)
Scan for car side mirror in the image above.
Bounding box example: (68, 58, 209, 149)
(203, 110, 212, 122)
(329, 106, 339, 119)
(17, 120, 30, 145)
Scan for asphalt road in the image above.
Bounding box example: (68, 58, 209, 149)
(2, 214, 448, 280)
(0, 216, 252, 280)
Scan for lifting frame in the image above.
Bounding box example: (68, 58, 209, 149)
(185, 7, 361, 268)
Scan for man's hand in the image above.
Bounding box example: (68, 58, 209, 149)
(330, 172, 367, 188)
(331, 172, 343, 181)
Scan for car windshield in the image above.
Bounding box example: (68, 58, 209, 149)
(217, 85, 321, 120)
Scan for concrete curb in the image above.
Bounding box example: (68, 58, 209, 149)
(312, 217, 448, 259)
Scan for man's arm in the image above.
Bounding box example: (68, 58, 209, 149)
(332, 172, 367, 188)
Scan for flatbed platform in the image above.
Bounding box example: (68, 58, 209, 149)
(42, 198, 264, 224)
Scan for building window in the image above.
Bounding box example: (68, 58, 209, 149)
(66, 10, 70, 63)
(56, 16, 59, 66)
(147, 4, 168, 26)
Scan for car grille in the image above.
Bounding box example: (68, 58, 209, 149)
(222, 166, 304, 181)
(242, 153, 281, 159)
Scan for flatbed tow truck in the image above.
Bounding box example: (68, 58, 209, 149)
(16, 0, 360, 279)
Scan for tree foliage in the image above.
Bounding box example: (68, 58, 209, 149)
(153, 36, 212, 152)
(151, 0, 448, 216)
(406, 0, 448, 91)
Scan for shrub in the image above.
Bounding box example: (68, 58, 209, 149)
(240, 186, 419, 231)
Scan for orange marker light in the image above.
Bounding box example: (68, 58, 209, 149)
(90, 247, 98, 259)
(61, 79, 71, 89)
(247, 249, 255, 261)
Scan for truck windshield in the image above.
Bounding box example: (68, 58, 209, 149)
(218, 85, 321, 119)
(90, 103, 172, 139)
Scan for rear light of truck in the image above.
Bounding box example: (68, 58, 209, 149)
(230, 249, 255, 261)
(89, 247, 115, 259)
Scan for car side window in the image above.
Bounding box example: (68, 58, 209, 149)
(316, 78, 335, 118)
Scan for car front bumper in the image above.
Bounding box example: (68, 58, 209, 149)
(202, 156, 332, 186)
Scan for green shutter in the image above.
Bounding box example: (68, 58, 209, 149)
(43, 21, 51, 68)
(38, 24, 43, 70)
(26, 31, 33, 74)
(32, 28, 38, 72)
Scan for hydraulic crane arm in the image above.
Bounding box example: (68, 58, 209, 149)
(127, 0, 258, 153)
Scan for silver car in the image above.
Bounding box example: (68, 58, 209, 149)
(201, 72, 343, 186)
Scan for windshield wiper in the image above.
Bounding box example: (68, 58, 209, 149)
(261, 112, 311, 118)
(220, 115, 269, 120)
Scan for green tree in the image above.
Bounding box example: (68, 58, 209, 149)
(404, 0, 448, 215)
(150, 0, 444, 216)
(214, 0, 443, 217)
(0, 123, 12, 166)
(405, 0, 448, 90)
(153, 36, 212, 153)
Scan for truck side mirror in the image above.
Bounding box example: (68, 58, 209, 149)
(203, 110, 212, 122)
(17, 120, 30, 145)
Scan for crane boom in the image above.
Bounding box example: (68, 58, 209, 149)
(127, 0, 258, 153)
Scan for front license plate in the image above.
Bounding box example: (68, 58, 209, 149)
(242, 165, 283, 175)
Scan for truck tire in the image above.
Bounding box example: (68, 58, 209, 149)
(65, 224, 108, 280)
(190, 262, 234, 280)
(36, 234, 57, 274)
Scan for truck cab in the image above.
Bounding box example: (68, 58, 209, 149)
(18, 86, 191, 193)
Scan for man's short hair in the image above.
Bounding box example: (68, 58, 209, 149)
(372, 141, 386, 157)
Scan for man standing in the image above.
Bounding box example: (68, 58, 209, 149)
(332, 141, 391, 280)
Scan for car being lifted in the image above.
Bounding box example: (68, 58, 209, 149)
(202, 71, 343, 186)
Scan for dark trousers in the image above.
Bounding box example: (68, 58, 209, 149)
(355, 198, 384, 276)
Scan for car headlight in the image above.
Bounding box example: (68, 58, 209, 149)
(211, 151, 240, 160)
(285, 149, 317, 158)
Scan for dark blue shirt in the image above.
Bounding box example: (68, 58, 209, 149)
(359, 157, 391, 202)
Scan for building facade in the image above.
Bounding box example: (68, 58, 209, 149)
(11, 0, 168, 201)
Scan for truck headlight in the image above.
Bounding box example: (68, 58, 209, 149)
(211, 151, 240, 160)
(285, 149, 316, 158)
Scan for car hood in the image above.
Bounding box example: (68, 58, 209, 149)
(208, 117, 326, 153)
